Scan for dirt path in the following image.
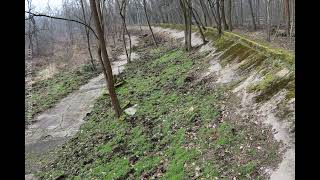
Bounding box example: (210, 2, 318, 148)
(142, 26, 295, 180)
(25, 36, 140, 177)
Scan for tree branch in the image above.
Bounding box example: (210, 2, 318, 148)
(25, 11, 98, 40)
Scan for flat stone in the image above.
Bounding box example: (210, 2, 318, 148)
(124, 104, 138, 116)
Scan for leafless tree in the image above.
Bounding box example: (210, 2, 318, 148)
(227, 0, 232, 31)
(248, 0, 257, 30)
(266, 0, 271, 41)
(89, 0, 122, 117)
(220, 0, 229, 30)
(142, 0, 157, 46)
(179, 0, 192, 51)
(79, 0, 96, 70)
(116, 0, 132, 63)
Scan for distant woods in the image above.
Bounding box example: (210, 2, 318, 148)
(25, 0, 295, 56)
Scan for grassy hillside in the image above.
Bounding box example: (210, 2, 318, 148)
(37, 38, 281, 179)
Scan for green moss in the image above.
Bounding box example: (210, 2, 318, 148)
(239, 161, 257, 176)
(134, 155, 161, 176)
(89, 157, 131, 179)
(249, 73, 276, 92)
(249, 72, 295, 103)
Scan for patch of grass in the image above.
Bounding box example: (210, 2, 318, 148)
(248, 72, 295, 102)
(25, 63, 102, 124)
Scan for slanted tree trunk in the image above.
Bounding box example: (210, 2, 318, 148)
(191, 8, 207, 44)
(89, 0, 122, 118)
(220, 0, 229, 30)
(192, 7, 207, 31)
(200, 0, 212, 26)
(248, 0, 257, 30)
(143, 0, 157, 46)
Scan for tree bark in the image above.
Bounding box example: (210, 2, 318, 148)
(228, 0, 232, 31)
(200, 0, 212, 26)
(248, 0, 257, 30)
(179, 0, 192, 51)
(284, 0, 290, 36)
(220, 0, 229, 30)
(266, 0, 271, 42)
(89, 0, 122, 118)
(216, 0, 222, 34)
(240, 0, 243, 25)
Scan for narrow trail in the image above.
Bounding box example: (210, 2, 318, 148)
(135, 26, 295, 180)
(25, 36, 140, 176)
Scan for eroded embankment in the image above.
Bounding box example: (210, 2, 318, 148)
(145, 25, 295, 179)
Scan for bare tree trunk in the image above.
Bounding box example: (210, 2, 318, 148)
(284, 0, 290, 36)
(192, 7, 207, 30)
(240, 0, 243, 25)
(228, 0, 232, 31)
(89, 0, 122, 118)
(266, 0, 271, 42)
(200, 0, 212, 26)
(117, 0, 132, 63)
(143, 0, 157, 46)
(248, 0, 257, 30)
(191, 8, 207, 44)
(220, 0, 229, 30)
(80, 0, 96, 71)
(179, 0, 192, 51)
(289, 0, 294, 38)
(216, 0, 222, 34)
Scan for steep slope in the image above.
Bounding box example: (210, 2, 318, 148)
(150, 25, 295, 179)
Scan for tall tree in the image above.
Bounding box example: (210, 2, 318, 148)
(199, 0, 212, 26)
(79, 0, 96, 70)
(284, 0, 290, 36)
(248, 0, 257, 30)
(266, 0, 272, 42)
(89, 0, 122, 117)
(216, 0, 222, 34)
(220, 0, 229, 30)
(227, 0, 232, 31)
(116, 0, 132, 63)
(179, 0, 192, 51)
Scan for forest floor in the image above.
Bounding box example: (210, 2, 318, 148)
(232, 27, 295, 52)
(25, 26, 294, 179)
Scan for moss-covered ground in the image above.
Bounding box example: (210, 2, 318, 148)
(36, 36, 281, 179)
(158, 24, 295, 107)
